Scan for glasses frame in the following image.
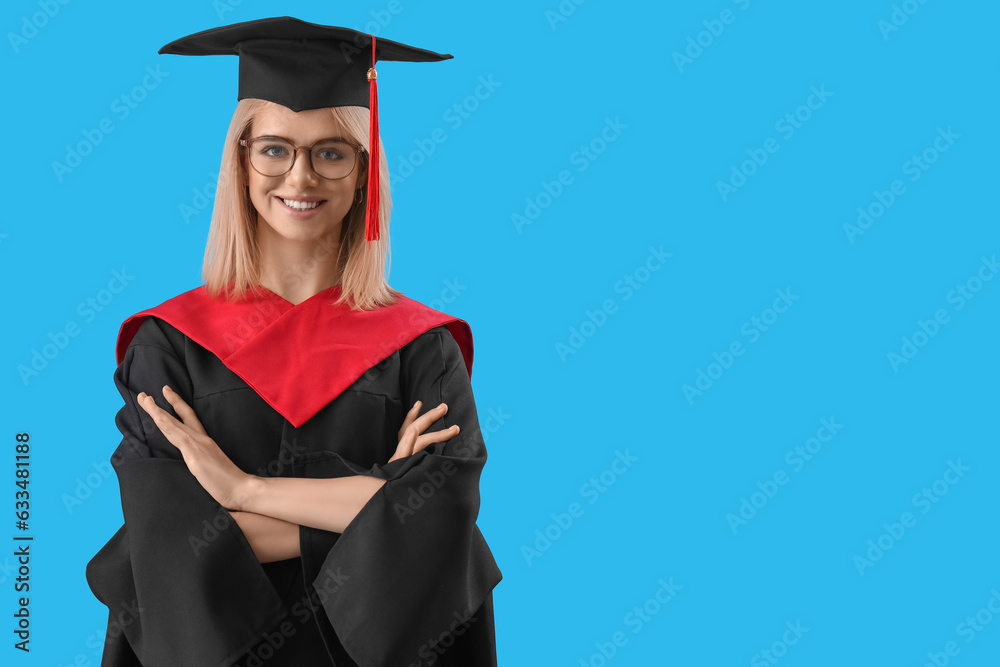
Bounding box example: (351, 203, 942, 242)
(239, 135, 366, 181)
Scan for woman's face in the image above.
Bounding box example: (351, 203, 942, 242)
(244, 102, 363, 249)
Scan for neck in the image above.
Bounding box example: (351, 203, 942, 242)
(255, 226, 343, 305)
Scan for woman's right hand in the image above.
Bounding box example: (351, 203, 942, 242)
(389, 401, 460, 463)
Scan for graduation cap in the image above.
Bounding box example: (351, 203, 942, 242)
(158, 16, 453, 245)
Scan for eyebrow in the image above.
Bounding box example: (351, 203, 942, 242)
(254, 134, 351, 143)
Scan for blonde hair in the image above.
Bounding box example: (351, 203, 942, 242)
(202, 98, 402, 311)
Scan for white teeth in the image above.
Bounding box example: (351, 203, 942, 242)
(281, 198, 321, 210)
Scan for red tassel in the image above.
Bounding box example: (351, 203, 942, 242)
(365, 35, 380, 247)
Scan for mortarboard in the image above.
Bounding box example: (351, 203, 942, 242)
(158, 16, 453, 246)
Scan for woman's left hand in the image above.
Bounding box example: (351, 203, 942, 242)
(137, 385, 254, 511)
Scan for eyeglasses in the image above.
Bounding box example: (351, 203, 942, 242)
(239, 136, 363, 180)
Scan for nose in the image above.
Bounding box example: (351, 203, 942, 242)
(285, 147, 320, 188)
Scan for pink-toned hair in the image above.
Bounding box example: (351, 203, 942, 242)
(202, 98, 401, 311)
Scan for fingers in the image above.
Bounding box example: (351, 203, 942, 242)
(391, 400, 460, 463)
(413, 424, 460, 454)
(398, 400, 449, 438)
(398, 400, 422, 439)
(406, 402, 460, 453)
(137, 391, 181, 441)
(137, 391, 167, 420)
(411, 402, 450, 433)
(161, 385, 207, 435)
(398, 437, 414, 459)
(138, 385, 204, 429)
(137, 388, 195, 451)
(389, 426, 415, 463)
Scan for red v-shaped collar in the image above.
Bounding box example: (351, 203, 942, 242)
(115, 284, 473, 428)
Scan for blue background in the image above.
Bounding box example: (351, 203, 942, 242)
(3, 0, 999, 665)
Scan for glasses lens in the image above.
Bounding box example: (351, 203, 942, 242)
(249, 139, 295, 177)
(247, 139, 357, 179)
(310, 140, 356, 179)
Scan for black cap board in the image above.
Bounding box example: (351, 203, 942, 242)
(157, 15, 452, 112)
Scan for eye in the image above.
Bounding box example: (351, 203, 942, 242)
(258, 143, 291, 158)
(314, 145, 348, 162)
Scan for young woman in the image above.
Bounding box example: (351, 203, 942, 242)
(85, 17, 502, 667)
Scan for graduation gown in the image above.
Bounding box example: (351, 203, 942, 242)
(85, 283, 503, 667)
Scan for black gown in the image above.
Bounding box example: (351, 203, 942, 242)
(85, 307, 502, 666)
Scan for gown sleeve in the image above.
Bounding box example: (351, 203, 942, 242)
(85, 317, 288, 667)
(294, 325, 503, 667)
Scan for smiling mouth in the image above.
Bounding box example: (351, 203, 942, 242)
(277, 197, 326, 211)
